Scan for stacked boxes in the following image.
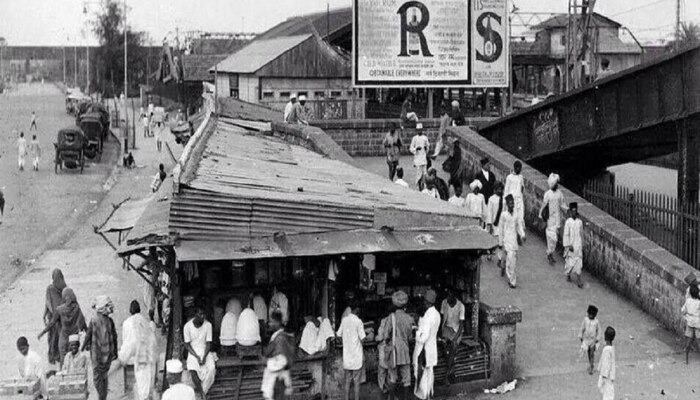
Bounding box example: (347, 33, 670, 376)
(46, 373, 87, 400)
(0, 378, 41, 399)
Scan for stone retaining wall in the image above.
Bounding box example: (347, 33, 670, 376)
(447, 126, 696, 337)
(309, 118, 493, 157)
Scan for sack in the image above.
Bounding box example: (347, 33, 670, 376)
(541, 203, 549, 222)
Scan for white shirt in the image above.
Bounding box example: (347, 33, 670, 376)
(415, 306, 440, 367)
(409, 135, 430, 166)
(598, 345, 615, 381)
(440, 300, 465, 332)
(253, 295, 268, 322)
(504, 173, 524, 200)
(162, 383, 196, 400)
(18, 138, 27, 156)
(422, 188, 439, 199)
(543, 189, 565, 228)
(486, 194, 504, 228)
(299, 321, 320, 355)
(121, 314, 149, 365)
(220, 312, 239, 346)
(563, 217, 583, 257)
(448, 196, 466, 208)
(269, 291, 289, 324)
(481, 169, 490, 181)
(465, 193, 486, 220)
(336, 313, 366, 370)
(498, 210, 525, 252)
(183, 319, 212, 370)
(236, 308, 261, 345)
(682, 297, 700, 328)
(395, 179, 409, 188)
(18, 349, 44, 379)
(284, 102, 294, 121)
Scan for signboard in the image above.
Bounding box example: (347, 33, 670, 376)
(353, 0, 508, 88)
(530, 108, 560, 155)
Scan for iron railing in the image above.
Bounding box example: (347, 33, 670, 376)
(583, 180, 700, 270)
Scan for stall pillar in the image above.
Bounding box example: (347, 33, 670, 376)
(479, 303, 522, 384)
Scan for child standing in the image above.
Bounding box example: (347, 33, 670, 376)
(579, 305, 600, 375)
(564, 202, 584, 288)
(29, 135, 41, 171)
(598, 327, 616, 400)
(681, 285, 700, 364)
(336, 306, 366, 400)
(487, 182, 506, 273)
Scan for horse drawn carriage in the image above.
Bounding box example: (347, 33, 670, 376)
(54, 128, 85, 174)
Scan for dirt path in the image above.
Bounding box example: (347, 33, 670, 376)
(0, 83, 118, 292)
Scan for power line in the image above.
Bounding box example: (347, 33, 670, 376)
(609, 0, 674, 17)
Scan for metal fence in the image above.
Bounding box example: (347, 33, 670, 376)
(583, 181, 700, 270)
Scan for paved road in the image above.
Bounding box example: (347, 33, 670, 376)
(0, 83, 119, 292)
(357, 155, 700, 400)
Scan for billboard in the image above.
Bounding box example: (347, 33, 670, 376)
(353, 0, 509, 88)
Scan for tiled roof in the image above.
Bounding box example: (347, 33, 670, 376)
(182, 54, 228, 82)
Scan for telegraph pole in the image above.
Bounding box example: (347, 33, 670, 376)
(124, 0, 130, 149)
(675, 0, 681, 50)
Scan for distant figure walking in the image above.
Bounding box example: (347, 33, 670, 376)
(17, 131, 27, 171)
(30, 111, 37, 130)
(382, 123, 402, 181)
(155, 122, 163, 152)
(30, 134, 41, 171)
(682, 285, 700, 364)
(540, 173, 565, 265)
(598, 327, 616, 400)
(0, 187, 5, 224)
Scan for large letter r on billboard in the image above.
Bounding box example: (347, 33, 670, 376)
(397, 2, 433, 57)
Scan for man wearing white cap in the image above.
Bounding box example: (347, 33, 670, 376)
(409, 124, 430, 188)
(450, 100, 466, 126)
(540, 173, 565, 265)
(284, 94, 297, 122)
(62, 334, 88, 375)
(162, 359, 196, 400)
(286, 95, 308, 125)
(465, 180, 487, 225)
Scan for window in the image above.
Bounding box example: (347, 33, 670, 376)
(229, 89, 239, 98)
(297, 91, 308, 98)
(262, 91, 275, 99)
(280, 91, 291, 99)
(347, 90, 355, 97)
(331, 91, 342, 98)
(314, 91, 326, 99)
(228, 74, 239, 88)
(560, 35, 566, 46)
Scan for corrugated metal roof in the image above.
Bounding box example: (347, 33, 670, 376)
(171, 117, 482, 243)
(531, 13, 622, 31)
(597, 29, 642, 54)
(212, 35, 311, 74)
(175, 226, 497, 262)
(255, 7, 352, 41)
(99, 197, 153, 233)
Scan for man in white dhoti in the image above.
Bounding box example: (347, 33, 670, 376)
(498, 195, 526, 288)
(504, 161, 525, 228)
(162, 359, 196, 400)
(540, 173, 565, 265)
(487, 182, 506, 273)
(410, 124, 430, 188)
(564, 202, 584, 288)
(117, 300, 157, 400)
(598, 327, 616, 400)
(184, 307, 216, 399)
(413, 290, 440, 400)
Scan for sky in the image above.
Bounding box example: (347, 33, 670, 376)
(0, 0, 698, 46)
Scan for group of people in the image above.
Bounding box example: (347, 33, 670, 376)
(139, 105, 167, 153)
(284, 94, 309, 125)
(17, 128, 42, 171)
(15, 268, 158, 400)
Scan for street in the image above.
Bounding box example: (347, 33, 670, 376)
(0, 83, 119, 292)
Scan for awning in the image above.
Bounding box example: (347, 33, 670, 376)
(175, 226, 497, 262)
(117, 194, 173, 255)
(98, 197, 154, 233)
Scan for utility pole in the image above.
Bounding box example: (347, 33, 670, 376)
(74, 41, 78, 88)
(124, 0, 131, 149)
(63, 45, 66, 84)
(675, 0, 681, 50)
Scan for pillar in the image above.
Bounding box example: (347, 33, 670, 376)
(479, 303, 522, 383)
(677, 117, 699, 207)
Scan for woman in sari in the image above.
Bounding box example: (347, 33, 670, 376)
(43, 269, 66, 364)
(39, 287, 87, 364)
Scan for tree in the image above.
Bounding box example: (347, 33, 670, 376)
(679, 22, 700, 46)
(91, 0, 147, 96)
